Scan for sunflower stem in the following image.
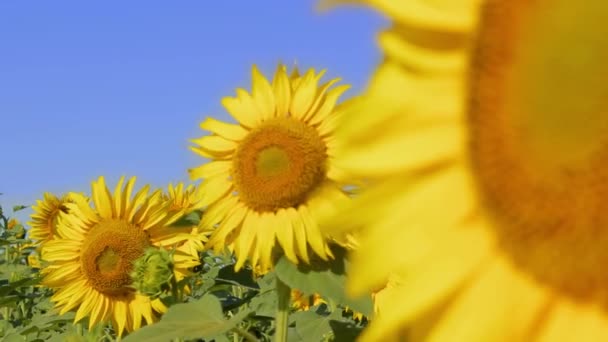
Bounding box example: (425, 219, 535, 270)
(274, 277, 291, 342)
(171, 276, 182, 302)
(75, 322, 83, 336)
(232, 326, 260, 342)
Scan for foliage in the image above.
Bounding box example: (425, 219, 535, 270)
(0, 201, 370, 342)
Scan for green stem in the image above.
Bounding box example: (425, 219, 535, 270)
(274, 277, 291, 342)
(75, 322, 83, 336)
(232, 326, 261, 342)
(232, 285, 243, 342)
(171, 276, 182, 303)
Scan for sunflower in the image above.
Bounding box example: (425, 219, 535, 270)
(41, 176, 199, 335)
(163, 182, 204, 214)
(162, 182, 210, 256)
(189, 64, 352, 270)
(29, 192, 87, 244)
(320, 0, 608, 341)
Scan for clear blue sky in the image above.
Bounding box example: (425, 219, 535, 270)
(0, 1, 386, 223)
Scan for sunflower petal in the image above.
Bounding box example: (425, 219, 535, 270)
(251, 65, 276, 121)
(200, 117, 249, 141)
(273, 64, 292, 117)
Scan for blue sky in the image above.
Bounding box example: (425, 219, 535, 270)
(0, 1, 386, 223)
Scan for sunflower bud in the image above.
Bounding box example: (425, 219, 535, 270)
(27, 253, 41, 269)
(130, 247, 174, 298)
(6, 218, 25, 239)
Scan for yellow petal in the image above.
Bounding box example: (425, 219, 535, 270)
(537, 301, 608, 341)
(337, 61, 462, 144)
(139, 295, 155, 325)
(74, 287, 96, 323)
(346, 165, 481, 293)
(221, 92, 257, 128)
(272, 64, 292, 117)
(255, 212, 277, 269)
(235, 211, 259, 270)
(358, 228, 491, 342)
(200, 117, 249, 141)
(337, 121, 465, 177)
(199, 176, 233, 207)
(112, 176, 125, 218)
(290, 69, 318, 119)
(200, 195, 239, 228)
(89, 295, 109, 330)
(120, 177, 136, 220)
(275, 209, 298, 264)
(305, 182, 349, 233)
(92, 176, 113, 219)
(426, 257, 550, 342)
(288, 208, 310, 263)
(317, 0, 480, 34)
(190, 136, 237, 156)
(129, 297, 144, 331)
(299, 205, 328, 260)
(126, 184, 150, 221)
(251, 65, 276, 121)
(378, 29, 467, 73)
(206, 203, 248, 248)
(188, 161, 232, 180)
(113, 300, 128, 336)
(307, 84, 350, 126)
(302, 78, 341, 122)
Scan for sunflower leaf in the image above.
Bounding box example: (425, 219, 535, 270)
(274, 251, 373, 317)
(123, 294, 251, 341)
(11, 205, 27, 212)
(170, 210, 202, 227)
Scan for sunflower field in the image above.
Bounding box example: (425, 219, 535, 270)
(3, 0, 608, 341)
(1, 62, 372, 342)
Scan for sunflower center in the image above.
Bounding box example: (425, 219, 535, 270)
(80, 219, 149, 296)
(232, 117, 327, 212)
(469, 0, 608, 302)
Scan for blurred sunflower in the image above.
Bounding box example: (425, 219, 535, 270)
(7, 218, 18, 229)
(291, 289, 325, 311)
(343, 306, 365, 322)
(27, 252, 42, 269)
(320, 0, 608, 340)
(189, 64, 352, 270)
(29, 192, 87, 244)
(6, 218, 25, 239)
(41, 176, 198, 335)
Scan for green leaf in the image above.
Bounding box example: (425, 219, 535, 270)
(123, 294, 251, 342)
(2, 333, 25, 342)
(289, 309, 348, 342)
(17, 312, 76, 335)
(247, 273, 277, 318)
(12, 205, 28, 213)
(274, 251, 373, 317)
(289, 311, 332, 342)
(170, 210, 202, 227)
(216, 266, 259, 289)
(330, 320, 364, 342)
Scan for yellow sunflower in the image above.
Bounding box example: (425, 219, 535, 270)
(7, 218, 18, 229)
(189, 64, 352, 270)
(162, 182, 210, 256)
(291, 289, 326, 311)
(29, 192, 87, 244)
(41, 176, 199, 335)
(163, 182, 204, 213)
(320, 0, 608, 341)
